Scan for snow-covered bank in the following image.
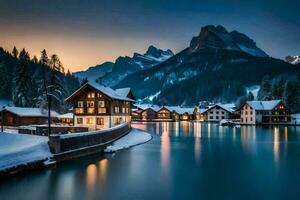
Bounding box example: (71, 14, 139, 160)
(291, 114, 300, 125)
(104, 128, 152, 153)
(0, 133, 52, 171)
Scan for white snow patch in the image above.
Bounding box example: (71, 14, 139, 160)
(0, 133, 52, 171)
(104, 128, 152, 152)
(291, 114, 300, 125)
(246, 85, 260, 100)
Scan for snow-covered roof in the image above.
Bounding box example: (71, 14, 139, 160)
(246, 100, 281, 110)
(134, 104, 161, 112)
(57, 113, 74, 119)
(66, 81, 135, 102)
(203, 103, 236, 113)
(115, 88, 131, 98)
(164, 106, 194, 115)
(2, 106, 59, 117)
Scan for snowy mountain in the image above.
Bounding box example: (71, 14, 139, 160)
(74, 46, 174, 85)
(285, 55, 300, 65)
(115, 25, 297, 106)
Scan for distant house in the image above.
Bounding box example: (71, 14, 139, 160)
(57, 113, 74, 125)
(194, 107, 207, 121)
(157, 107, 172, 120)
(203, 104, 236, 122)
(65, 82, 135, 130)
(141, 105, 160, 121)
(131, 108, 143, 121)
(165, 106, 195, 121)
(0, 106, 59, 126)
(238, 100, 290, 125)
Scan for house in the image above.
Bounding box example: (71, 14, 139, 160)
(65, 82, 135, 130)
(165, 106, 195, 121)
(194, 107, 207, 121)
(131, 108, 143, 121)
(140, 105, 160, 121)
(115, 88, 136, 101)
(57, 113, 74, 125)
(239, 100, 290, 125)
(0, 106, 59, 126)
(157, 107, 172, 120)
(203, 104, 236, 122)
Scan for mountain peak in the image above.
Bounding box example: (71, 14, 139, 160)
(145, 45, 174, 58)
(190, 25, 268, 57)
(286, 55, 300, 65)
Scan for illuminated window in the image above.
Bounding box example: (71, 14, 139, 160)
(122, 107, 125, 113)
(126, 108, 129, 113)
(98, 108, 106, 114)
(97, 93, 102, 98)
(96, 117, 104, 125)
(98, 101, 105, 107)
(86, 118, 94, 124)
(87, 92, 95, 98)
(87, 101, 94, 108)
(114, 107, 120, 113)
(77, 118, 83, 124)
(77, 101, 83, 108)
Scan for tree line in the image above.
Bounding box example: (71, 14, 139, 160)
(0, 46, 80, 113)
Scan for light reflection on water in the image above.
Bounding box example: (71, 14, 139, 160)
(1, 122, 300, 200)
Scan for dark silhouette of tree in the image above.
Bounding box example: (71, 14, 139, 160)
(81, 77, 88, 86)
(32, 56, 38, 64)
(50, 54, 64, 73)
(39, 49, 49, 66)
(12, 46, 18, 58)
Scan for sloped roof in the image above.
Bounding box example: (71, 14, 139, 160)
(203, 103, 236, 114)
(115, 88, 131, 98)
(135, 104, 161, 112)
(164, 106, 194, 115)
(65, 81, 135, 102)
(246, 100, 281, 110)
(57, 113, 74, 119)
(3, 107, 59, 117)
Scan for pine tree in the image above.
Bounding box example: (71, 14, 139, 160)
(13, 48, 32, 107)
(12, 46, 18, 58)
(81, 78, 88, 86)
(0, 62, 10, 99)
(32, 56, 38, 64)
(39, 49, 49, 66)
(283, 80, 300, 113)
(50, 54, 64, 73)
(247, 92, 254, 101)
(258, 75, 272, 100)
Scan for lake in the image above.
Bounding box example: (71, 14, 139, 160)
(1, 121, 300, 200)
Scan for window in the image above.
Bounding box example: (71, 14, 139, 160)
(87, 101, 94, 108)
(250, 111, 253, 115)
(210, 116, 213, 119)
(97, 93, 102, 98)
(86, 118, 94, 124)
(87, 92, 95, 98)
(222, 116, 225, 119)
(245, 111, 248, 115)
(97, 117, 104, 125)
(122, 107, 125, 113)
(216, 111, 219, 114)
(77, 118, 83, 124)
(77, 101, 83, 108)
(126, 108, 129, 113)
(210, 111, 213, 114)
(98, 108, 106, 114)
(216, 116, 219, 119)
(98, 101, 105, 107)
(241, 118, 243, 122)
(222, 111, 225, 114)
(250, 117, 253, 121)
(115, 106, 120, 113)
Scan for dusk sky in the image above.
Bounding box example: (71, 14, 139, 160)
(0, 0, 299, 72)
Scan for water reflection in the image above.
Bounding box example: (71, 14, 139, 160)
(161, 122, 170, 174)
(273, 127, 280, 165)
(86, 158, 109, 191)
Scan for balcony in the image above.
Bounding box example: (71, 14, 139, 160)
(74, 108, 84, 114)
(87, 108, 95, 114)
(98, 108, 106, 114)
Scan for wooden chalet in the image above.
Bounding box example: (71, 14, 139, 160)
(0, 107, 59, 126)
(238, 100, 291, 125)
(57, 113, 74, 125)
(202, 104, 236, 122)
(65, 82, 135, 130)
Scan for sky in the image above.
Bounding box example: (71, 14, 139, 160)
(0, 0, 299, 72)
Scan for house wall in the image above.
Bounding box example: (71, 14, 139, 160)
(240, 104, 256, 125)
(206, 106, 230, 122)
(157, 108, 172, 120)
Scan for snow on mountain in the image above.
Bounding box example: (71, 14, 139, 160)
(246, 85, 260, 100)
(285, 55, 300, 65)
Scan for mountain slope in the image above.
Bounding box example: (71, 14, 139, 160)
(74, 46, 174, 86)
(115, 25, 298, 106)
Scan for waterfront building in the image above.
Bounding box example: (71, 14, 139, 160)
(0, 106, 59, 126)
(238, 100, 291, 125)
(65, 82, 135, 130)
(57, 113, 74, 125)
(202, 104, 236, 122)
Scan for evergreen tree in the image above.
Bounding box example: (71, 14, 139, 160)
(39, 49, 49, 66)
(247, 92, 254, 101)
(13, 48, 32, 107)
(81, 77, 88, 86)
(283, 80, 300, 113)
(32, 56, 38, 64)
(12, 46, 18, 58)
(50, 54, 63, 72)
(258, 75, 272, 100)
(0, 62, 10, 98)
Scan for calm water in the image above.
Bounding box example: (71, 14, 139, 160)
(1, 122, 300, 200)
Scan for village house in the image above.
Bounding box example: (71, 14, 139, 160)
(57, 113, 74, 125)
(0, 106, 59, 126)
(65, 82, 135, 130)
(202, 104, 236, 122)
(164, 106, 196, 121)
(238, 100, 291, 125)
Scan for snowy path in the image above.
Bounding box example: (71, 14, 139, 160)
(104, 128, 152, 153)
(0, 133, 52, 171)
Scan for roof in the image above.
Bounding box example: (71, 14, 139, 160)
(57, 113, 74, 119)
(134, 104, 161, 112)
(115, 88, 131, 98)
(164, 106, 194, 115)
(65, 81, 135, 102)
(246, 100, 281, 110)
(2, 107, 59, 117)
(203, 103, 236, 114)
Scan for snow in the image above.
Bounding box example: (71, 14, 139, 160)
(0, 99, 13, 108)
(66, 81, 135, 102)
(148, 91, 161, 101)
(165, 106, 194, 115)
(104, 128, 152, 152)
(0, 133, 51, 171)
(57, 113, 73, 119)
(134, 104, 161, 112)
(1, 106, 59, 117)
(115, 88, 131, 98)
(246, 85, 260, 100)
(59, 123, 128, 139)
(247, 100, 281, 110)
